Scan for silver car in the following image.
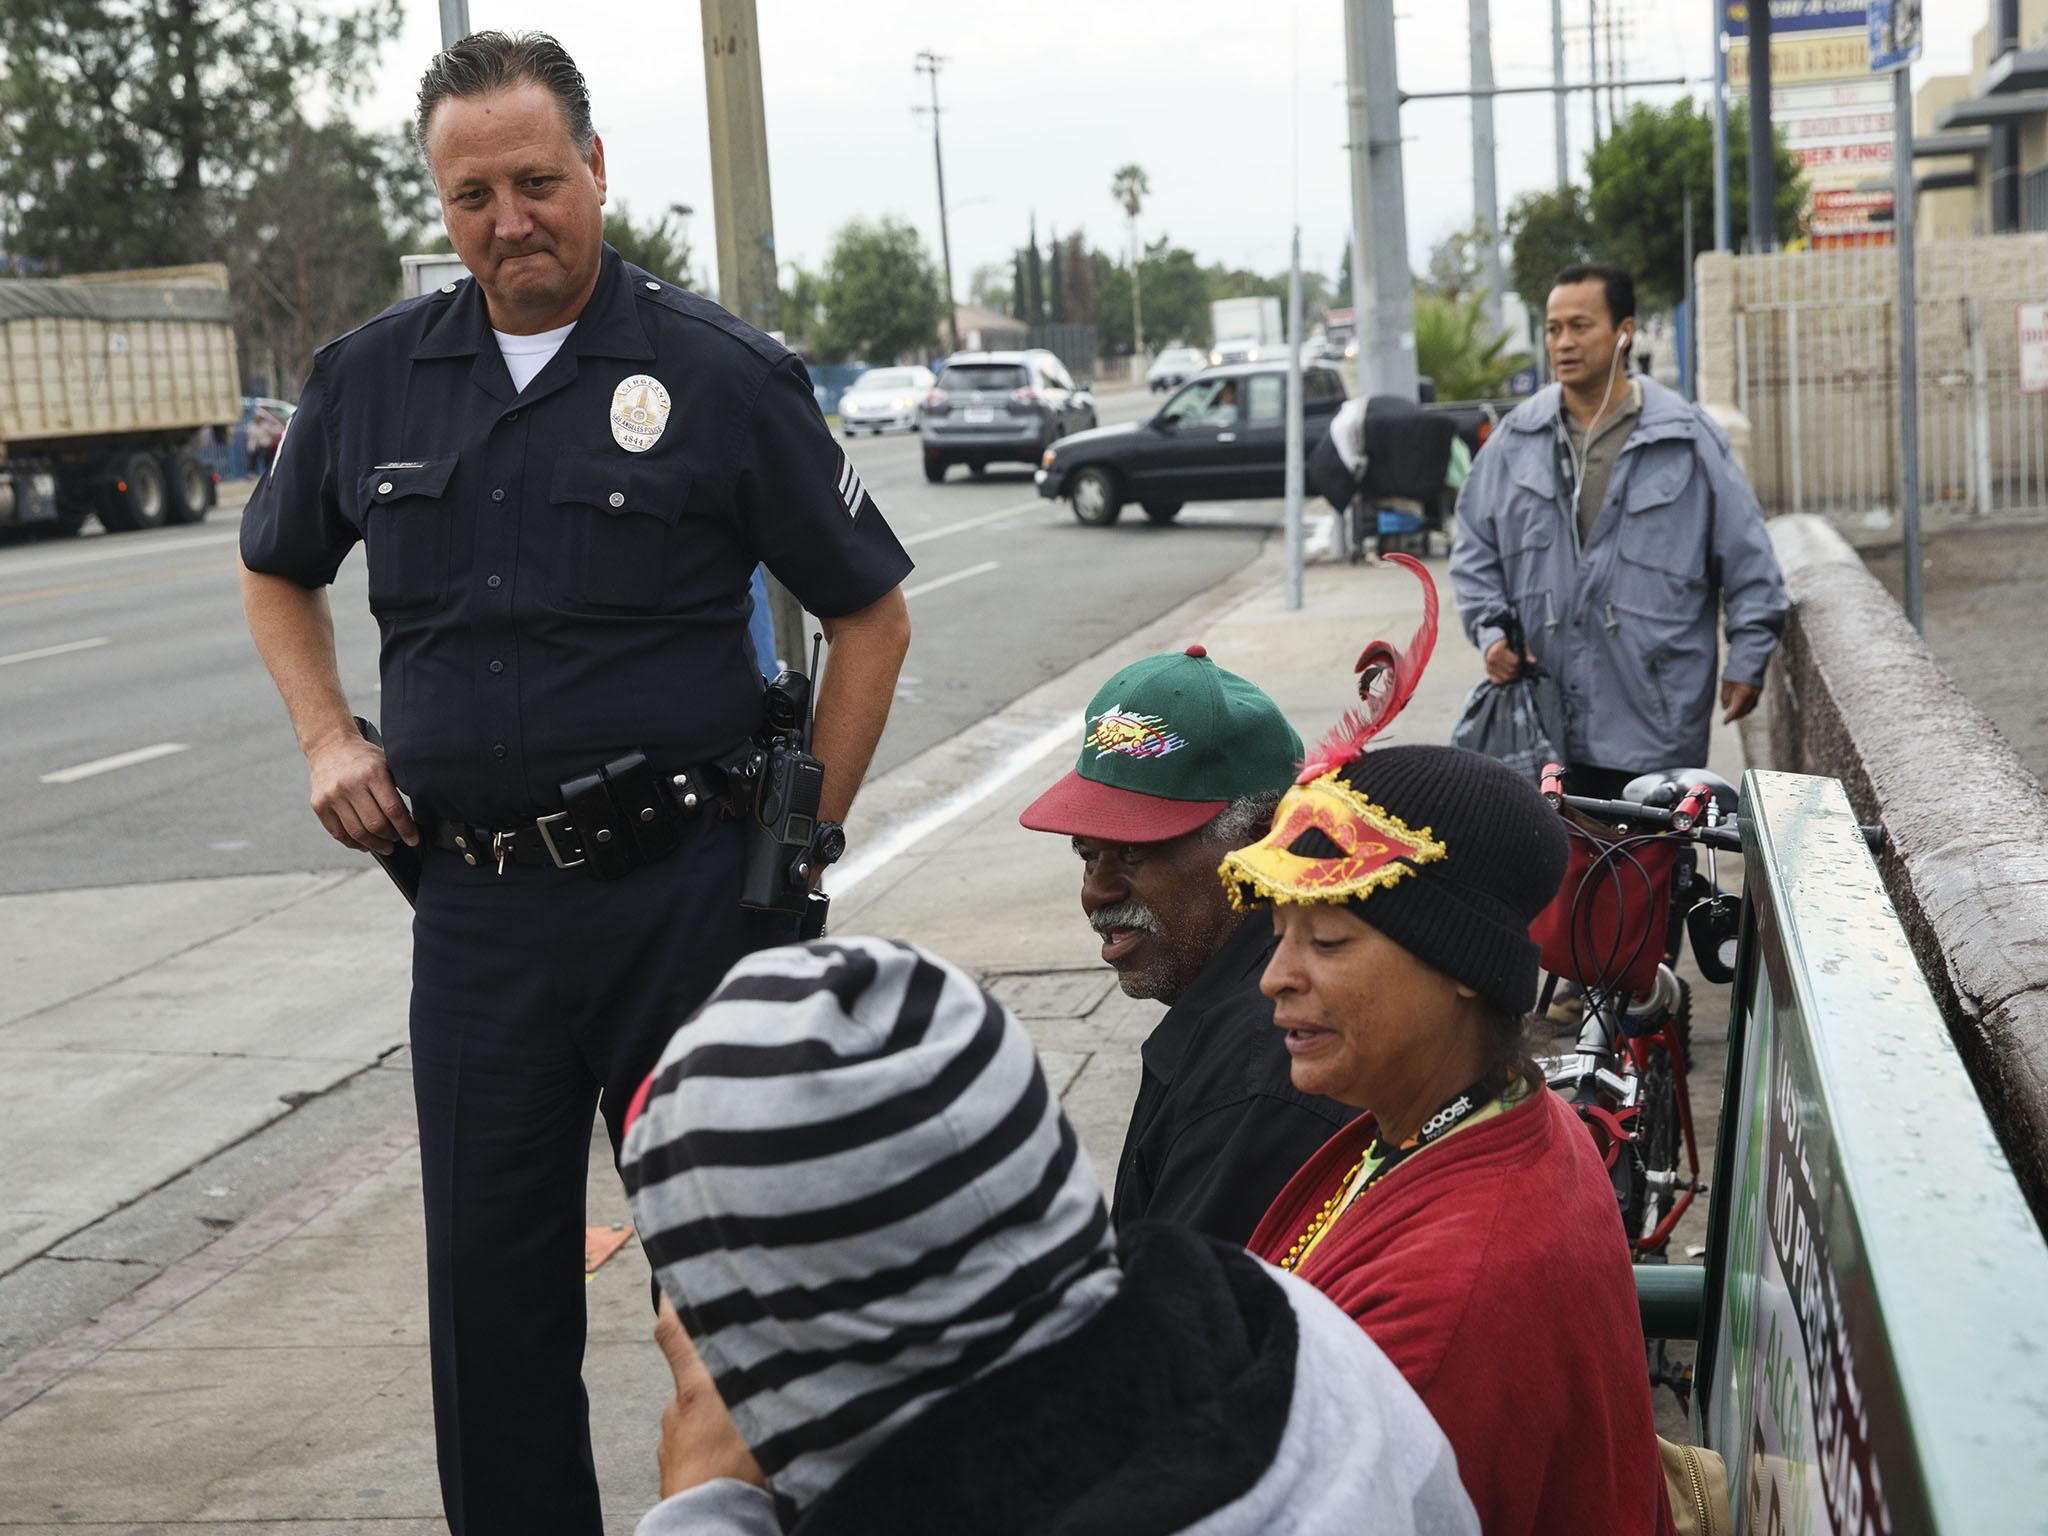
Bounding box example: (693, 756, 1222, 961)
(838, 366, 935, 435)
(920, 349, 1096, 482)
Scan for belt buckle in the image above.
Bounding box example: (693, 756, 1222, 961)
(535, 812, 586, 870)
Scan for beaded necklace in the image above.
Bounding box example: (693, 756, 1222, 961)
(1279, 1069, 1508, 1273)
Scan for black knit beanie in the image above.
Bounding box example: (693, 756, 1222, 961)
(1331, 745, 1568, 1015)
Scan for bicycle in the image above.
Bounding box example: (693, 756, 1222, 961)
(1528, 764, 1747, 1260)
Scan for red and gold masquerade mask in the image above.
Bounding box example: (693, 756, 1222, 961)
(1218, 770, 1447, 909)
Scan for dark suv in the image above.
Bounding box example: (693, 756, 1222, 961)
(920, 350, 1096, 482)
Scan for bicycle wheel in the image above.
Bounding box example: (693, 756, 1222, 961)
(1620, 976, 1692, 1251)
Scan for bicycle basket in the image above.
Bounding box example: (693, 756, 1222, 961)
(1529, 809, 1681, 994)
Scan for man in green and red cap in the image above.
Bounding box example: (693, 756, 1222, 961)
(1020, 644, 1352, 1244)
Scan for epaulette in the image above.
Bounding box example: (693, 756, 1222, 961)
(315, 279, 463, 361)
(629, 270, 789, 366)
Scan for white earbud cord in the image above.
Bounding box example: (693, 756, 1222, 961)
(1567, 334, 1629, 532)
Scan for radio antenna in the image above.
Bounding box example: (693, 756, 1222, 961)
(804, 630, 824, 749)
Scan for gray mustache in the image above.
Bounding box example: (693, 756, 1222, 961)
(1090, 900, 1161, 937)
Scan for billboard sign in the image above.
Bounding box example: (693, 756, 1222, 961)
(2019, 302, 2048, 394)
(1725, 0, 1871, 85)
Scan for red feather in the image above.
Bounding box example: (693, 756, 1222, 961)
(1296, 554, 1440, 783)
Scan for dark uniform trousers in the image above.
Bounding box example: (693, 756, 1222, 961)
(409, 815, 792, 1533)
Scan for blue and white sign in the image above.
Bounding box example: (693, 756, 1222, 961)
(1868, 0, 1922, 72)
(1723, 0, 1866, 39)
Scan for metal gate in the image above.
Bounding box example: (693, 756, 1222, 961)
(1729, 239, 2048, 520)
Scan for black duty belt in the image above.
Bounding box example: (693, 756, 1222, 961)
(430, 755, 734, 878)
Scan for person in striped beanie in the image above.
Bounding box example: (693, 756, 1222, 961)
(620, 937, 1478, 1536)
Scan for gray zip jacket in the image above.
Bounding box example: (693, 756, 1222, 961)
(1449, 378, 1788, 771)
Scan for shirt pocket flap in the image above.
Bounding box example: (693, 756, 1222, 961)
(360, 457, 458, 505)
(550, 449, 689, 524)
(1622, 456, 1696, 516)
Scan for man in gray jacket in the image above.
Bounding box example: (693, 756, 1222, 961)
(1450, 263, 1788, 798)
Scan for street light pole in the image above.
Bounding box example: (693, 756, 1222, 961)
(1712, 0, 1731, 251)
(1358, 0, 1418, 400)
(437, 0, 469, 50)
(1746, 0, 1775, 252)
(914, 52, 961, 356)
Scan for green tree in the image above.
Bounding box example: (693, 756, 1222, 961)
(813, 217, 941, 363)
(231, 119, 429, 393)
(1414, 294, 1531, 401)
(1059, 234, 1096, 327)
(1048, 226, 1065, 322)
(1585, 99, 1803, 309)
(1420, 221, 1493, 303)
(0, 0, 400, 272)
(1096, 237, 1207, 352)
(602, 204, 694, 286)
(1505, 186, 1600, 315)
(967, 260, 1011, 313)
(779, 263, 824, 351)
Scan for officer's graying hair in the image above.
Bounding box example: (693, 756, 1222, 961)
(415, 31, 596, 159)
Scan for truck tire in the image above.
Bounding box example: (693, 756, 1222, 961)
(1069, 467, 1122, 526)
(99, 451, 170, 532)
(161, 450, 210, 524)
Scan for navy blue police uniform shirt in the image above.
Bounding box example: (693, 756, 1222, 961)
(240, 247, 912, 826)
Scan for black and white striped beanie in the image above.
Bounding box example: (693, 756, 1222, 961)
(621, 938, 1120, 1525)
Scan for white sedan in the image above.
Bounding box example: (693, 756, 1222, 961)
(839, 366, 936, 435)
(1145, 347, 1209, 392)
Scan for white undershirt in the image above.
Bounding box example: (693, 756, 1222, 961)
(492, 321, 576, 393)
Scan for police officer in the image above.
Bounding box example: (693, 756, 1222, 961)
(237, 33, 912, 1535)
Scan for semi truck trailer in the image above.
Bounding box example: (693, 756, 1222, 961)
(0, 263, 240, 536)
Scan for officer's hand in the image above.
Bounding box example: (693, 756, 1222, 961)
(654, 1295, 764, 1497)
(1721, 679, 1762, 724)
(1484, 637, 1533, 686)
(306, 732, 418, 855)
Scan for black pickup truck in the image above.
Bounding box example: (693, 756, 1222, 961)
(1035, 360, 1348, 525)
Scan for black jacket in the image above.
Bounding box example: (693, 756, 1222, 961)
(1110, 919, 1353, 1244)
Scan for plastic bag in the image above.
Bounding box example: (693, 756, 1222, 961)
(1450, 675, 1568, 784)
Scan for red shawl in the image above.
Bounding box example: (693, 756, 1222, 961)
(1248, 1087, 1676, 1536)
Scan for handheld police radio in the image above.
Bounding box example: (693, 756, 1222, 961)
(737, 633, 843, 939)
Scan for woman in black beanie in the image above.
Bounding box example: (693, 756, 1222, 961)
(1226, 743, 1677, 1536)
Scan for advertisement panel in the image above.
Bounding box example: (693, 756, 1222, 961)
(1724, 1, 1872, 86)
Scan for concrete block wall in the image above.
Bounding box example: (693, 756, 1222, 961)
(1763, 513, 2048, 1234)
(1697, 237, 2048, 523)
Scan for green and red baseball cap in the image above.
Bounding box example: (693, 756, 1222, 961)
(1019, 645, 1302, 843)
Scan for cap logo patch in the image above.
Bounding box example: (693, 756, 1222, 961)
(1088, 706, 1187, 761)
(610, 373, 672, 453)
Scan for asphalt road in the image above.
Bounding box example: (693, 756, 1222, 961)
(0, 387, 1279, 895)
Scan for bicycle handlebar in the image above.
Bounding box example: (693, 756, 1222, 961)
(1551, 791, 1883, 855)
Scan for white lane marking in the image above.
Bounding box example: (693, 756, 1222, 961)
(0, 636, 110, 669)
(40, 742, 190, 784)
(831, 717, 1075, 896)
(901, 500, 1042, 547)
(0, 529, 241, 580)
(903, 561, 998, 601)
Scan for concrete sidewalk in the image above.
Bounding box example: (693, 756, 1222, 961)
(0, 539, 1745, 1531)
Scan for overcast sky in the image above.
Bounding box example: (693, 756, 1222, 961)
(349, 2, 1978, 296)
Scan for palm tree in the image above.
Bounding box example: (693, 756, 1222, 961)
(1413, 294, 1531, 402)
(1110, 164, 1150, 357)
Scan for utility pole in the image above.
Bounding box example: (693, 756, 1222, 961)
(1712, 0, 1731, 250)
(1552, 0, 1569, 189)
(1344, 0, 1374, 352)
(1606, 1, 1620, 128)
(701, 0, 801, 663)
(1470, 0, 1505, 337)
(1285, 227, 1305, 611)
(914, 51, 960, 355)
(1588, 0, 1602, 150)
(1357, 0, 1419, 400)
(1746, 0, 1775, 252)
(437, 0, 468, 49)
